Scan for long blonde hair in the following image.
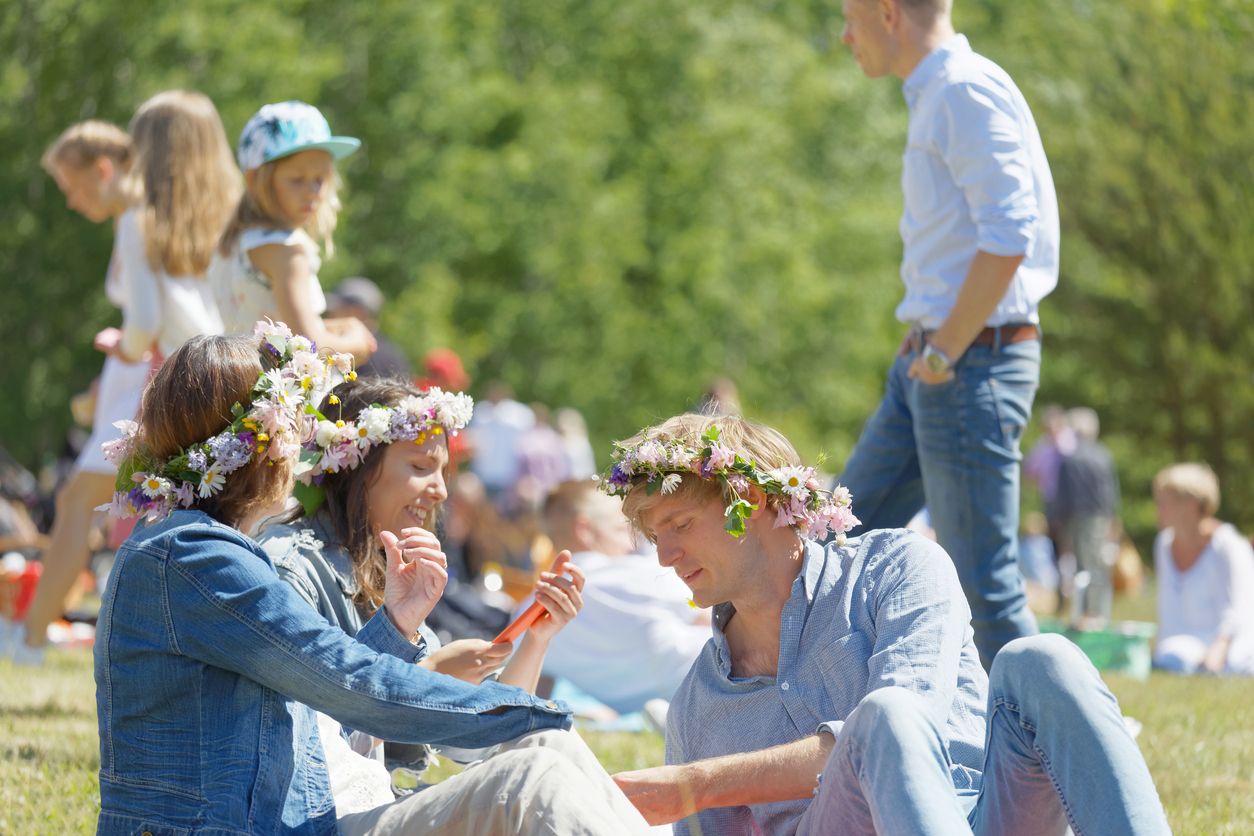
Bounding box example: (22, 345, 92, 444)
(218, 158, 342, 258)
(129, 90, 241, 276)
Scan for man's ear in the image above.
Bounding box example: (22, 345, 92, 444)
(879, 0, 901, 31)
(571, 514, 595, 552)
(744, 485, 771, 521)
(244, 168, 258, 188)
(95, 156, 115, 184)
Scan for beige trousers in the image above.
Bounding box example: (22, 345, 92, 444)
(337, 729, 651, 835)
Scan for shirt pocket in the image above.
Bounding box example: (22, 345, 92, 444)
(803, 631, 873, 722)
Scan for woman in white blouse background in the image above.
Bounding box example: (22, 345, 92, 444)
(1152, 463, 1254, 676)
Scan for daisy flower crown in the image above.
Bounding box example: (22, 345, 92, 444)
(601, 426, 860, 541)
(289, 386, 474, 515)
(101, 320, 353, 522)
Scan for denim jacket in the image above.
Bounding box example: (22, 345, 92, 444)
(95, 510, 571, 835)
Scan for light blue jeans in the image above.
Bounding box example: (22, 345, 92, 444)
(797, 635, 1170, 836)
(838, 336, 1040, 666)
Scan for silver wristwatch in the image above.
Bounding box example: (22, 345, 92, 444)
(921, 344, 953, 375)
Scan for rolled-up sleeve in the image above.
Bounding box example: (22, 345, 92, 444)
(942, 82, 1039, 258)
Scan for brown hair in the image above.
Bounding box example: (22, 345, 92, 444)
(138, 334, 292, 528)
(617, 413, 803, 534)
(285, 376, 433, 611)
(129, 90, 241, 276)
(218, 157, 343, 258)
(542, 479, 603, 545)
(41, 120, 134, 175)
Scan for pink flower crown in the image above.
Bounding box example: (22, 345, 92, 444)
(602, 425, 859, 541)
(100, 320, 352, 522)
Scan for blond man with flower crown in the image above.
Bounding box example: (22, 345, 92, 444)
(606, 413, 1169, 836)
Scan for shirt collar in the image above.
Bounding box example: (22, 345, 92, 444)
(902, 33, 970, 104)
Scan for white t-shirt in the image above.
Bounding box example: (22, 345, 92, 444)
(523, 550, 710, 713)
(114, 209, 223, 358)
(209, 227, 326, 335)
(1154, 523, 1254, 674)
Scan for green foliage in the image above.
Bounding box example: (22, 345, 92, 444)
(1, 1, 1251, 551)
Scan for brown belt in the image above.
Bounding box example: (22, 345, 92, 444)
(907, 323, 1039, 354)
(968, 323, 1040, 346)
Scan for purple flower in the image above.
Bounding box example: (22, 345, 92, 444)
(609, 464, 630, 487)
(187, 449, 208, 473)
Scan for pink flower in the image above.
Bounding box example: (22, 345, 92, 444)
(706, 443, 736, 471)
(727, 474, 750, 494)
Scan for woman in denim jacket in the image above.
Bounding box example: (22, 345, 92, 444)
(94, 332, 649, 835)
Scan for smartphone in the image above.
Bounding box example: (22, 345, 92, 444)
(491, 551, 572, 644)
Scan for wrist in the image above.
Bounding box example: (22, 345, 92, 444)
(382, 605, 422, 644)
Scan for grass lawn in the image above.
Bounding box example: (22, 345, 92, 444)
(3, 593, 1251, 833)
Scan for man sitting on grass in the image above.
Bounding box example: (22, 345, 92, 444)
(604, 413, 1169, 836)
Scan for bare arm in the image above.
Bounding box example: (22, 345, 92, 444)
(498, 556, 585, 693)
(248, 243, 376, 362)
(612, 732, 834, 825)
(908, 250, 1024, 383)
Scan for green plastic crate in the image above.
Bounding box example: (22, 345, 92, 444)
(1037, 619, 1157, 680)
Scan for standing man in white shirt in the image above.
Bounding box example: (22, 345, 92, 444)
(534, 480, 710, 714)
(837, 0, 1059, 667)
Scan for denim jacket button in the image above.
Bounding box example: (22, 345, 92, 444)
(545, 700, 560, 710)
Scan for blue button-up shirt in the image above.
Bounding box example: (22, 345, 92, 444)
(897, 35, 1059, 329)
(666, 530, 988, 836)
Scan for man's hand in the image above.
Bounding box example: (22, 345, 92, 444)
(419, 638, 512, 684)
(612, 765, 702, 825)
(380, 527, 448, 638)
(906, 354, 955, 385)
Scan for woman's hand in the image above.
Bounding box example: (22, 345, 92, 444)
(418, 639, 513, 684)
(380, 527, 448, 639)
(526, 551, 586, 644)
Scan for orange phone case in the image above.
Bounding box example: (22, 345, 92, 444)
(491, 552, 570, 644)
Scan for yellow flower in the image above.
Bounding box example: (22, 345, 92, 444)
(347, 371, 358, 381)
(335, 420, 345, 428)
(256, 433, 270, 442)
(328, 395, 340, 405)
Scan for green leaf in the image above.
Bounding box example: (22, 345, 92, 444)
(292, 481, 326, 517)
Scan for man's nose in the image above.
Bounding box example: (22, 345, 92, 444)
(657, 539, 681, 568)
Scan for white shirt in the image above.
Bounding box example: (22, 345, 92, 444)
(1154, 523, 1254, 673)
(209, 227, 326, 336)
(114, 209, 223, 358)
(897, 35, 1059, 328)
(525, 550, 710, 714)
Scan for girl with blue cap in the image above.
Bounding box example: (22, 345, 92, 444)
(212, 101, 376, 363)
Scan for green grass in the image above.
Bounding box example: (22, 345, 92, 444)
(3, 602, 1252, 833)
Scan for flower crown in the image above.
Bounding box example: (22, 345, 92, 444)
(295, 387, 474, 486)
(102, 320, 352, 522)
(602, 426, 859, 541)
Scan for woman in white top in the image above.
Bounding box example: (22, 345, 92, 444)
(1152, 462, 1254, 675)
(14, 92, 237, 663)
(212, 101, 375, 362)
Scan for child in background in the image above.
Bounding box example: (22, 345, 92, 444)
(212, 101, 376, 362)
(13, 92, 236, 664)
